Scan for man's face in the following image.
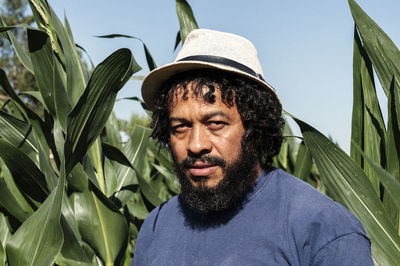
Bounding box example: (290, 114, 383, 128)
(168, 82, 262, 214)
(169, 83, 246, 189)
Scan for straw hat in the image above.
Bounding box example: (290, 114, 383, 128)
(141, 28, 280, 110)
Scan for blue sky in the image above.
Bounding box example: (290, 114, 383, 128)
(48, 0, 400, 152)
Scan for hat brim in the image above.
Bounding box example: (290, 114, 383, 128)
(141, 61, 280, 110)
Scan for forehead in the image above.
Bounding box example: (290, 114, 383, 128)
(168, 81, 232, 112)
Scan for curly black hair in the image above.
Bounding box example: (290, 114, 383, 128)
(150, 69, 285, 169)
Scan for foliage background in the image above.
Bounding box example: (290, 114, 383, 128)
(48, 0, 400, 152)
(0, 0, 400, 265)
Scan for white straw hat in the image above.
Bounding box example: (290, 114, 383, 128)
(141, 29, 280, 110)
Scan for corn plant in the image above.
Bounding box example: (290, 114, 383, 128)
(0, 0, 179, 264)
(283, 1, 400, 264)
(1, 0, 400, 265)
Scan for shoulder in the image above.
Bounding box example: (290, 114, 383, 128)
(133, 196, 181, 264)
(267, 169, 371, 263)
(275, 169, 366, 235)
(139, 195, 181, 234)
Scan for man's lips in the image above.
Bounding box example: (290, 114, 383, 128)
(188, 163, 218, 176)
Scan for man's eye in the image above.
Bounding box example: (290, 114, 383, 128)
(172, 124, 188, 133)
(207, 121, 226, 130)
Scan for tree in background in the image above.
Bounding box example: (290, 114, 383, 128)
(0, 0, 39, 111)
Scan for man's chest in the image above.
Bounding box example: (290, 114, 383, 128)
(140, 222, 296, 266)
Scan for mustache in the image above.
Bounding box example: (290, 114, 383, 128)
(180, 155, 226, 169)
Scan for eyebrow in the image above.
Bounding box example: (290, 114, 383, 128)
(170, 111, 230, 123)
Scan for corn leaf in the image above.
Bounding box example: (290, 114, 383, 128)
(293, 116, 400, 265)
(103, 112, 122, 149)
(350, 27, 364, 166)
(65, 48, 140, 174)
(73, 188, 128, 266)
(176, 0, 198, 43)
(113, 125, 163, 207)
(0, 139, 48, 202)
(28, 29, 71, 130)
(349, 0, 400, 97)
(6, 166, 65, 266)
(27, 0, 65, 67)
(293, 141, 313, 181)
(0, 163, 35, 221)
(0, 110, 37, 161)
(385, 78, 400, 228)
(104, 158, 118, 198)
(96, 34, 157, 71)
(49, 7, 87, 106)
(0, 19, 33, 72)
(351, 28, 387, 195)
(57, 215, 95, 266)
(0, 69, 59, 166)
(354, 142, 400, 210)
(0, 179, 31, 223)
(0, 213, 10, 265)
(387, 78, 400, 182)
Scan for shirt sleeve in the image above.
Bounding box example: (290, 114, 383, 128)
(311, 233, 373, 266)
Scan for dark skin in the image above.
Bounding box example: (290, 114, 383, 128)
(169, 81, 262, 189)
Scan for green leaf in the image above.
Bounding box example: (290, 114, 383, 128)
(65, 48, 140, 174)
(114, 125, 163, 207)
(114, 125, 149, 190)
(96, 34, 156, 71)
(6, 166, 65, 266)
(95, 34, 135, 39)
(0, 213, 10, 265)
(293, 141, 313, 181)
(293, 116, 400, 265)
(73, 187, 128, 266)
(88, 138, 106, 193)
(385, 78, 400, 227)
(119, 96, 151, 113)
(349, 0, 400, 96)
(174, 30, 181, 51)
(143, 43, 157, 71)
(0, 162, 35, 220)
(350, 27, 386, 195)
(0, 19, 33, 72)
(147, 142, 174, 172)
(277, 139, 288, 170)
(104, 158, 118, 198)
(0, 139, 48, 202)
(176, 0, 199, 43)
(103, 112, 122, 149)
(27, 0, 66, 67)
(151, 163, 180, 195)
(0, 69, 60, 167)
(0, 179, 32, 222)
(102, 142, 133, 169)
(57, 215, 95, 266)
(350, 27, 364, 166)
(354, 141, 400, 209)
(20, 91, 44, 106)
(49, 7, 87, 106)
(127, 193, 149, 220)
(387, 78, 400, 181)
(0, 110, 37, 161)
(28, 29, 71, 129)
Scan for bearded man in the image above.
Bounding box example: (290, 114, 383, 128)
(131, 29, 373, 265)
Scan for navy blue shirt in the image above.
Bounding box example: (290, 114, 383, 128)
(132, 169, 373, 265)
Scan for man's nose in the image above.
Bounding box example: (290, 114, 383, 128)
(187, 125, 211, 156)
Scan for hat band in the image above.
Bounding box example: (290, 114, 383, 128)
(177, 55, 265, 81)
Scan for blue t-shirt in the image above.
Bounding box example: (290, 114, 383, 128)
(132, 169, 373, 265)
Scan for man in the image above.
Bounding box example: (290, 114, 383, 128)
(132, 29, 373, 265)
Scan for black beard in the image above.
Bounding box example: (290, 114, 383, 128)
(173, 144, 259, 216)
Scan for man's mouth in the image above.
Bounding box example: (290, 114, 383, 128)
(188, 162, 218, 177)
